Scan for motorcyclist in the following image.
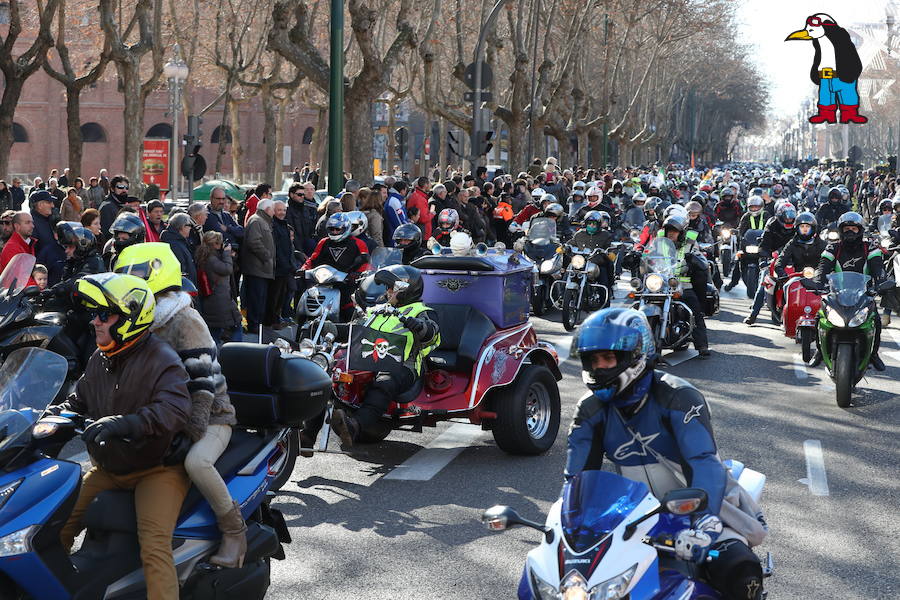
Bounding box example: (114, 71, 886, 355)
(102, 211, 146, 269)
(809, 212, 887, 371)
(302, 212, 370, 321)
(724, 197, 768, 291)
(743, 204, 797, 325)
(622, 192, 646, 228)
(511, 188, 545, 226)
(539, 202, 572, 239)
(634, 197, 663, 252)
(686, 199, 714, 243)
(868, 199, 894, 233)
(773, 212, 826, 279)
(564, 308, 766, 600)
(574, 186, 611, 222)
(715, 187, 742, 229)
(331, 265, 440, 446)
(58, 273, 192, 600)
(570, 210, 614, 292)
(429, 208, 469, 248)
(656, 213, 711, 356)
(393, 222, 429, 264)
(815, 187, 850, 231)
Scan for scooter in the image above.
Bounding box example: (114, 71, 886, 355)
(0, 343, 330, 598)
(483, 466, 772, 599)
(775, 264, 821, 362)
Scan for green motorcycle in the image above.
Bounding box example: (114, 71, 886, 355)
(806, 272, 891, 407)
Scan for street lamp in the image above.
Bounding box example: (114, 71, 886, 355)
(163, 45, 189, 200)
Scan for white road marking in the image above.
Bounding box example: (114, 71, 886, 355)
(801, 440, 830, 496)
(383, 424, 486, 481)
(792, 354, 808, 380)
(885, 330, 900, 364)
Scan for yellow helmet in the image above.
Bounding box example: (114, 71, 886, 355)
(113, 242, 184, 295)
(74, 273, 156, 345)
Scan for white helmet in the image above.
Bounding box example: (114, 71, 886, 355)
(449, 230, 473, 256)
(347, 210, 368, 237)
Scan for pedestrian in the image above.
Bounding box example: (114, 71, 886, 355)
(58, 168, 70, 187)
(98, 168, 110, 195)
(196, 231, 242, 344)
(160, 212, 198, 288)
(61, 188, 83, 222)
(9, 178, 25, 210)
(265, 200, 296, 329)
(145, 200, 167, 241)
(0, 211, 35, 271)
(0, 210, 14, 253)
(242, 183, 272, 226)
(186, 202, 209, 254)
(383, 181, 409, 246)
(204, 187, 243, 248)
(80, 208, 102, 239)
(360, 187, 385, 249)
(47, 178, 66, 210)
(285, 182, 317, 254)
(85, 176, 104, 209)
(30, 190, 65, 285)
(341, 179, 361, 211)
(407, 177, 432, 239)
(99, 175, 130, 242)
(0, 180, 12, 213)
(72, 177, 89, 207)
(241, 198, 275, 333)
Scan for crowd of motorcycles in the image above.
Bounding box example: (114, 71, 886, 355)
(0, 163, 897, 599)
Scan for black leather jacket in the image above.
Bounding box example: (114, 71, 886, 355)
(774, 237, 826, 278)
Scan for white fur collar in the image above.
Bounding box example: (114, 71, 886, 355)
(151, 291, 192, 330)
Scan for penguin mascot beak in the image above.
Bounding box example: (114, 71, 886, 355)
(785, 29, 813, 41)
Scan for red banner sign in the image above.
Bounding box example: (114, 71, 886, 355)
(141, 139, 170, 188)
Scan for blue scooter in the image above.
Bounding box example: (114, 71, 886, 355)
(0, 343, 330, 599)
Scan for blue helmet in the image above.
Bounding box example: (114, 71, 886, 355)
(326, 212, 351, 242)
(571, 308, 656, 405)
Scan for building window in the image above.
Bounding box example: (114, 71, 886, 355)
(302, 127, 314, 145)
(211, 125, 232, 144)
(80, 122, 107, 143)
(145, 123, 173, 138)
(12, 122, 28, 143)
(0, 3, 10, 26)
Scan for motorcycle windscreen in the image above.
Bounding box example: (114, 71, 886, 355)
(526, 218, 557, 246)
(0, 253, 36, 296)
(346, 324, 411, 378)
(561, 470, 650, 553)
(878, 215, 892, 235)
(743, 229, 763, 245)
(827, 272, 871, 307)
(642, 237, 677, 276)
(0, 348, 68, 456)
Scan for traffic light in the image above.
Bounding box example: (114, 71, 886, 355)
(474, 130, 493, 157)
(447, 130, 462, 157)
(184, 115, 203, 156)
(394, 127, 409, 160)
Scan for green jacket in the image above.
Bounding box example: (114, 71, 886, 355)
(366, 301, 440, 375)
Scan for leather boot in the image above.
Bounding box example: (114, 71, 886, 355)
(330, 409, 359, 448)
(839, 104, 868, 124)
(209, 501, 247, 569)
(808, 104, 837, 124)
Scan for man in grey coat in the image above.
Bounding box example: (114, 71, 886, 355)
(240, 198, 275, 332)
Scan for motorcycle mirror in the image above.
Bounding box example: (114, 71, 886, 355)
(481, 505, 553, 540)
(661, 488, 708, 515)
(22, 285, 41, 298)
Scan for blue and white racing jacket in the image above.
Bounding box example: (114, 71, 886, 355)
(565, 371, 727, 517)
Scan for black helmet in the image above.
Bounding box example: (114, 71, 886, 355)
(374, 264, 424, 306)
(878, 199, 893, 213)
(776, 203, 797, 229)
(837, 212, 864, 244)
(720, 187, 736, 201)
(109, 212, 146, 254)
(392, 223, 423, 251)
(827, 187, 842, 203)
(690, 194, 705, 205)
(662, 213, 688, 234)
(56, 221, 97, 259)
(795, 212, 817, 243)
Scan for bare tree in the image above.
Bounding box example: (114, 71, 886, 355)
(0, 0, 59, 178)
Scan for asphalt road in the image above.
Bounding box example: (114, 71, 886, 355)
(58, 279, 900, 598)
(261, 280, 900, 600)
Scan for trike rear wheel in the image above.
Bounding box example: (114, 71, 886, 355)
(491, 365, 560, 455)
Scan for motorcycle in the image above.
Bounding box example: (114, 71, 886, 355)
(715, 220, 736, 277)
(629, 237, 695, 353)
(295, 264, 352, 343)
(554, 245, 616, 332)
(515, 218, 563, 316)
(0, 254, 83, 380)
(0, 344, 328, 598)
(803, 272, 894, 407)
(738, 229, 763, 298)
(769, 262, 821, 362)
(482, 466, 772, 600)
(876, 215, 900, 323)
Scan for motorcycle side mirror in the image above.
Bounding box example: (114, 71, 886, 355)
(877, 279, 896, 293)
(481, 505, 553, 542)
(22, 285, 41, 298)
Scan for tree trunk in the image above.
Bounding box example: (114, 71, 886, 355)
(229, 98, 244, 183)
(588, 130, 603, 171)
(617, 141, 630, 168)
(262, 93, 279, 185)
(0, 78, 25, 179)
(64, 87, 84, 180)
(386, 101, 396, 174)
(438, 118, 448, 175)
(119, 60, 147, 187)
(555, 133, 572, 171)
(215, 91, 231, 176)
(505, 116, 527, 176)
(345, 96, 373, 183)
(576, 131, 589, 169)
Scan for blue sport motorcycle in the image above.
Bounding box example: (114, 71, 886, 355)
(0, 343, 330, 599)
(482, 469, 773, 599)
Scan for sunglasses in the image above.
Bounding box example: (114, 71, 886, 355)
(806, 16, 833, 27)
(88, 309, 112, 322)
(116, 184, 129, 190)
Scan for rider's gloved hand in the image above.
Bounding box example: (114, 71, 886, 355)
(674, 514, 722, 563)
(82, 414, 144, 446)
(404, 316, 427, 338)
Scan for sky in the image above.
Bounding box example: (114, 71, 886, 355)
(737, 0, 895, 117)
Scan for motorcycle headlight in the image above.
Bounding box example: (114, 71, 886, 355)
(529, 569, 558, 600)
(540, 259, 556, 274)
(310, 352, 332, 371)
(645, 273, 664, 293)
(560, 570, 589, 600)
(802, 267, 815, 279)
(847, 307, 870, 328)
(298, 339, 316, 358)
(630, 277, 641, 289)
(313, 268, 331, 284)
(0, 524, 35, 557)
(571, 255, 587, 270)
(722, 229, 731, 239)
(590, 564, 638, 599)
(826, 306, 846, 327)
(745, 245, 759, 254)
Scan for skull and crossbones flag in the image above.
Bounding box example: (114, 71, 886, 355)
(347, 325, 410, 377)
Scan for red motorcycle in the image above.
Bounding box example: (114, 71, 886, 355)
(762, 255, 820, 361)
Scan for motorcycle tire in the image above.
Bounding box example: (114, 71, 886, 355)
(834, 343, 854, 408)
(743, 265, 759, 299)
(800, 328, 814, 363)
(562, 288, 580, 332)
(720, 249, 732, 277)
(490, 365, 560, 455)
(531, 285, 547, 316)
(270, 430, 299, 492)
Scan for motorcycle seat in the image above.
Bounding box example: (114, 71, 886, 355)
(425, 304, 496, 373)
(83, 430, 272, 534)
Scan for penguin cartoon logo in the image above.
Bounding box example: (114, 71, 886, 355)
(786, 13, 867, 125)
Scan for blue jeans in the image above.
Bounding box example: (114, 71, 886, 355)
(208, 325, 242, 345)
(749, 264, 768, 316)
(818, 78, 859, 106)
